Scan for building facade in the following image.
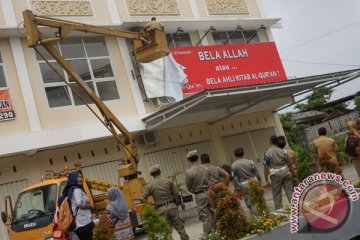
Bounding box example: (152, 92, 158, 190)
(0, 1, 289, 238)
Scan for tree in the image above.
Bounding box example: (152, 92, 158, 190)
(355, 96, 360, 114)
(295, 87, 347, 113)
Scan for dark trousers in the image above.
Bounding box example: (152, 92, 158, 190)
(75, 222, 94, 240)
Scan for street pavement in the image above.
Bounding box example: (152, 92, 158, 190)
(135, 164, 359, 240)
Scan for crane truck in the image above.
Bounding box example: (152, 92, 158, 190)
(1, 10, 168, 240)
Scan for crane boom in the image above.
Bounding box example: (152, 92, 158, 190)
(22, 10, 169, 178)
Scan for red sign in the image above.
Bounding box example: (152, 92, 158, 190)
(170, 42, 287, 94)
(0, 89, 15, 121)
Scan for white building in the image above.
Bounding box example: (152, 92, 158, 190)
(0, 1, 358, 239)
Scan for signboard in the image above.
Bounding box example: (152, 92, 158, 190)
(0, 89, 15, 121)
(170, 42, 287, 94)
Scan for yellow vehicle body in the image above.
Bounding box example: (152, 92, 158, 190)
(5, 178, 66, 240)
(3, 174, 151, 240)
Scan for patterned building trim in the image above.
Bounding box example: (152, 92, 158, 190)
(126, 0, 180, 15)
(31, 0, 93, 16)
(205, 0, 249, 15)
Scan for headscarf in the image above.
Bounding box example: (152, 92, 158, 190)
(61, 170, 85, 200)
(106, 187, 129, 221)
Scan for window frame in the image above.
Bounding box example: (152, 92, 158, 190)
(211, 29, 259, 45)
(166, 32, 193, 48)
(0, 49, 9, 90)
(36, 36, 120, 109)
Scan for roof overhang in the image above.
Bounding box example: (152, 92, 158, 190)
(0, 18, 280, 38)
(142, 69, 360, 130)
(122, 18, 281, 32)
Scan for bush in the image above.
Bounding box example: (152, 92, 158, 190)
(332, 134, 351, 165)
(297, 159, 312, 181)
(142, 204, 172, 240)
(209, 183, 248, 240)
(93, 214, 115, 240)
(245, 212, 288, 237)
(248, 179, 268, 215)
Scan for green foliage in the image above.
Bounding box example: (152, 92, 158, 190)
(355, 96, 360, 114)
(93, 214, 115, 240)
(332, 134, 351, 165)
(209, 183, 248, 240)
(143, 204, 172, 240)
(294, 87, 347, 113)
(248, 179, 268, 215)
(297, 159, 312, 181)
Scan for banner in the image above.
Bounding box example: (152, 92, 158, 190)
(170, 42, 287, 94)
(0, 89, 15, 121)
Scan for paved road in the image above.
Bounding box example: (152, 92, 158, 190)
(135, 164, 359, 240)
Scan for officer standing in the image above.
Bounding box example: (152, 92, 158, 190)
(200, 153, 230, 187)
(185, 150, 215, 235)
(313, 127, 342, 174)
(263, 136, 294, 210)
(231, 147, 261, 215)
(277, 136, 299, 186)
(142, 164, 189, 240)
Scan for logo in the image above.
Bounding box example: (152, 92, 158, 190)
(290, 173, 359, 233)
(24, 222, 36, 228)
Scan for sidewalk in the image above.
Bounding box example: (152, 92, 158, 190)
(135, 164, 359, 240)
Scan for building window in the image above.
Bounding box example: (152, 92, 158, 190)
(212, 30, 259, 45)
(166, 33, 192, 48)
(0, 51, 7, 89)
(36, 36, 119, 108)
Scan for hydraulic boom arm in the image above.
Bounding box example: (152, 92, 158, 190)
(22, 10, 168, 178)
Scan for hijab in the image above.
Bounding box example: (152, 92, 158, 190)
(106, 187, 129, 221)
(61, 170, 85, 200)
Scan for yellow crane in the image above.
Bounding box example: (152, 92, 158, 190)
(1, 10, 167, 240)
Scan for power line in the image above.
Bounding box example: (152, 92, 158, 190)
(280, 19, 360, 53)
(282, 59, 360, 68)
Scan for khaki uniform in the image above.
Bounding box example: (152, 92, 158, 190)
(231, 158, 261, 215)
(284, 149, 300, 186)
(264, 146, 294, 210)
(144, 21, 164, 31)
(142, 177, 189, 240)
(313, 136, 342, 174)
(185, 163, 215, 235)
(203, 163, 228, 185)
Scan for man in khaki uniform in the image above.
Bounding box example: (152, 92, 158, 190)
(185, 150, 215, 235)
(231, 147, 261, 215)
(142, 164, 189, 240)
(263, 136, 294, 210)
(313, 127, 342, 175)
(144, 17, 164, 31)
(346, 120, 360, 176)
(200, 153, 230, 187)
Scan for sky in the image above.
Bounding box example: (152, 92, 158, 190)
(260, 0, 360, 111)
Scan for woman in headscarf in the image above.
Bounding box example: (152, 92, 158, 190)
(62, 171, 94, 240)
(106, 187, 135, 240)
